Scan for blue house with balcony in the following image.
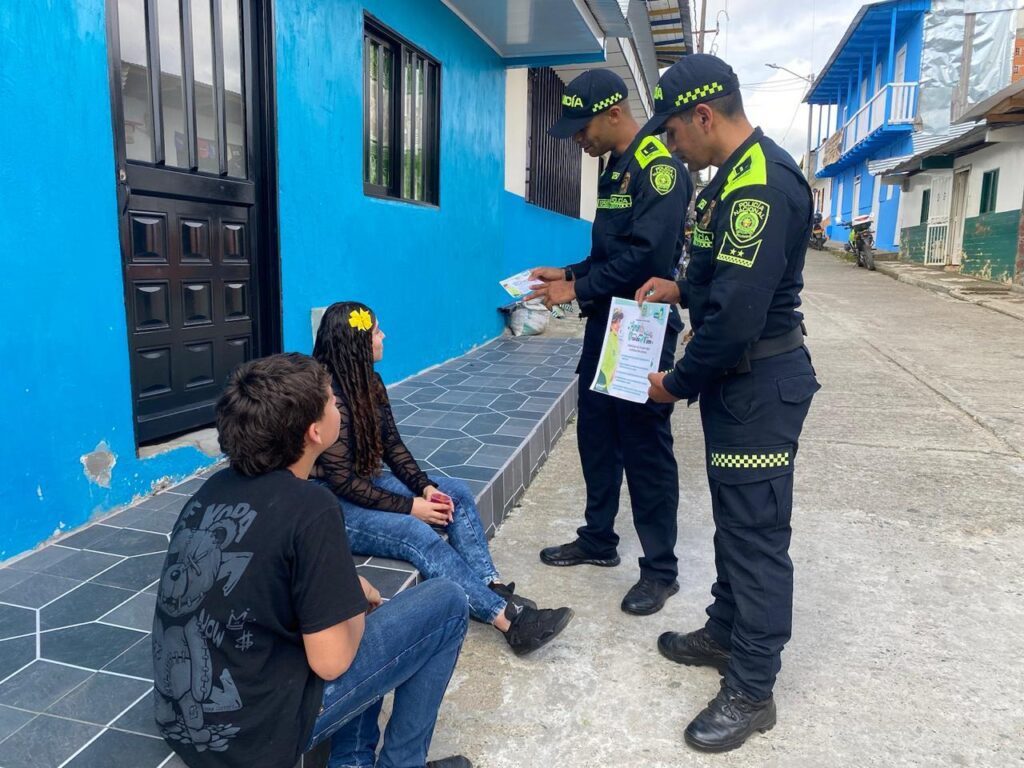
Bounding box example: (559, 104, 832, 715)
(0, 0, 690, 562)
(805, 0, 930, 250)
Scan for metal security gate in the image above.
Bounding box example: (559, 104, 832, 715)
(107, 0, 279, 444)
(526, 67, 582, 218)
(924, 223, 950, 265)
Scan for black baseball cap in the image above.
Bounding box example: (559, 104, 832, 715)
(549, 70, 629, 139)
(644, 54, 740, 134)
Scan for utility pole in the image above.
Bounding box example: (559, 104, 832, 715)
(697, 0, 708, 54)
(767, 63, 815, 178)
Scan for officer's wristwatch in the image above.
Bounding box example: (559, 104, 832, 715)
(563, 267, 574, 282)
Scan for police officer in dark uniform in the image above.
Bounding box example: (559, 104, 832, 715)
(636, 55, 821, 751)
(528, 70, 693, 615)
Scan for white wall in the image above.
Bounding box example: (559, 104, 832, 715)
(504, 67, 528, 197)
(954, 141, 1024, 216)
(580, 153, 599, 222)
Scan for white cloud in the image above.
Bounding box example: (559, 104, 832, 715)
(694, 0, 868, 159)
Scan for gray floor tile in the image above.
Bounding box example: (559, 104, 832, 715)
(64, 727, 172, 768)
(0, 604, 35, 641)
(0, 636, 36, 683)
(169, 477, 206, 495)
(40, 549, 124, 581)
(132, 493, 186, 514)
(0, 569, 31, 594)
(357, 565, 415, 600)
(102, 635, 153, 680)
(85, 528, 169, 557)
(57, 525, 122, 551)
(0, 572, 83, 609)
(110, 690, 160, 738)
(103, 508, 180, 535)
(0, 714, 100, 768)
(439, 465, 495, 482)
(47, 672, 152, 725)
(0, 704, 34, 742)
(100, 591, 157, 632)
(41, 623, 148, 670)
(40, 582, 137, 631)
(7, 546, 77, 574)
(364, 556, 417, 573)
(90, 553, 164, 591)
(0, 661, 93, 711)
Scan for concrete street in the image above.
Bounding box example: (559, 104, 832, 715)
(430, 251, 1024, 767)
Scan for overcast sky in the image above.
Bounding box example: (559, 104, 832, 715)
(691, 0, 869, 161)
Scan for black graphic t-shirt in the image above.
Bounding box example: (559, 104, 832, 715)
(152, 468, 366, 768)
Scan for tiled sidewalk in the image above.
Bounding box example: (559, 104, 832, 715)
(0, 335, 580, 768)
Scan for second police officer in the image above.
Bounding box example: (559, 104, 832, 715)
(638, 55, 821, 752)
(528, 70, 693, 616)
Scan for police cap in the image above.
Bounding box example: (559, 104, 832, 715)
(644, 54, 741, 134)
(548, 69, 629, 139)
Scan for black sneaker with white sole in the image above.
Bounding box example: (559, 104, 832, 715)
(503, 603, 574, 656)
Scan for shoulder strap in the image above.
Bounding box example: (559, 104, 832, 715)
(634, 135, 671, 170)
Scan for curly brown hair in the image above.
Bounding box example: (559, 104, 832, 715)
(312, 301, 386, 479)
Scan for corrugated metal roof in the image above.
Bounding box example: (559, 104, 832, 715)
(644, 0, 693, 65)
(867, 155, 913, 175)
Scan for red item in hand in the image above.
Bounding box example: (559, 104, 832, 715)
(430, 492, 453, 507)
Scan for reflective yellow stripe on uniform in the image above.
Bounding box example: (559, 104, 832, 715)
(710, 451, 790, 469)
(720, 142, 767, 200)
(634, 136, 671, 169)
(712, 450, 790, 468)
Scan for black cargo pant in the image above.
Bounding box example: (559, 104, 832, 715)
(699, 345, 820, 700)
(574, 313, 681, 584)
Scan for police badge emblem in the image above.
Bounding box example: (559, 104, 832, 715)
(730, 199, 770, 243)
(650, 164, 677, 196)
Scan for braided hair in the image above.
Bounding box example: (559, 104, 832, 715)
(312, 301, 386, 479)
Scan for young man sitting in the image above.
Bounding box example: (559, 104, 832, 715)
(152, 353, 472, 768)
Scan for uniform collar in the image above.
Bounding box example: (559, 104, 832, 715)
(703, 127, 763, 200)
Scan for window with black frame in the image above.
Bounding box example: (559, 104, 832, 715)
(363, 17, 440, 205)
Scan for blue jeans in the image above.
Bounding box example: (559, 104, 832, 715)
(340, 475, 506, 624)
(304, 579, 469, 768)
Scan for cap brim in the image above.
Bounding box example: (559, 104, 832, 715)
(548, 114, 593, 139)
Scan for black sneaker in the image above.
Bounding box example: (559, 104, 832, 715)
(684, 684, 776, 752)
(427, 757, 473, 768)
(504, 603, 574, 656)
(658, 627, 731, 673)
(539, 540, 620, 567)
(490, 581, 537, 611)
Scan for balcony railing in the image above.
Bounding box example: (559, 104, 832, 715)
(814, 82, 919, 176)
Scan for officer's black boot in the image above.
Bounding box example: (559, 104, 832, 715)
(620, 577, 679, 615)
(657, 627, 731, 673)
(539, 540, 620, 567)
(684, 684, 776, 752)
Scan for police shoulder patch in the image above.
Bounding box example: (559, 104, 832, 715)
(716, 231, 762, 269)
(729, 198, 770, 243)
(650, 164, 677, 196)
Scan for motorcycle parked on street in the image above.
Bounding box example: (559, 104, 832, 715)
(809, 212, 827, 250)
(841, 215, 875, 270)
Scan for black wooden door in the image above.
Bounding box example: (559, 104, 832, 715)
(107, 0, 278, 444)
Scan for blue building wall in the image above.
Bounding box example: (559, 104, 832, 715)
(0, 0, 591, 560)
(275, 0, 508, 385)
(823, 11, 925, 251)
(0, 1, 217, 559)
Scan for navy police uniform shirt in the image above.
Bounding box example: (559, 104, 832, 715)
(662, 128, 813, 400)
(568, 133, 692, 330)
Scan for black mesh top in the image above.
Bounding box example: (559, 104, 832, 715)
(312, 374, 432, 513)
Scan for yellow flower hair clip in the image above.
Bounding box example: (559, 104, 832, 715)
(348, 308, 373, 332)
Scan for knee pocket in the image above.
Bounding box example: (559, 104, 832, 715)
(709, 445, 794, 529)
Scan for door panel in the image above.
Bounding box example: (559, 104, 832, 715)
(108, 0, 274, 444)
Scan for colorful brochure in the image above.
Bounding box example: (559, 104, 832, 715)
(590, 297, 669, 403)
